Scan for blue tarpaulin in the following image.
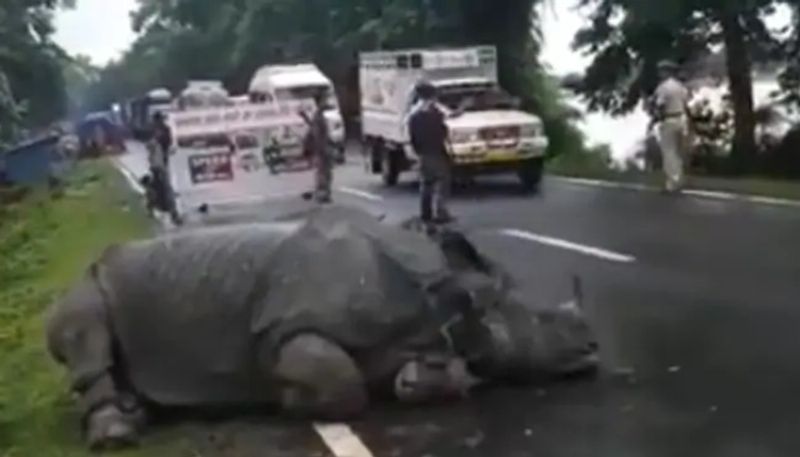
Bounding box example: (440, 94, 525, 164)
(77, 112, 123, 149)
(0, 135, 64, 185)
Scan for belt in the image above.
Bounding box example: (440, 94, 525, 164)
(663, 112, 684, 119)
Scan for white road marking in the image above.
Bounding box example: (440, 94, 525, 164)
(113, 159, 145, 195)
(554, 175, 800, 208)
(314, 423, 375, 457)
(682, 189, 737, 200)
(746, 195, 800, 207)
(500, 228, 636, 263)
(556, 176, 652, 193)
(338, 187, 384, 202)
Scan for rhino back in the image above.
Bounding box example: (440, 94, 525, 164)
(251, 212, 457, 389)
(99, 223, 298, 406)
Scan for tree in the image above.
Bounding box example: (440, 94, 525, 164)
(778, 1, 800, 110)
(0, 0, 73, 142)
(574, 0, 785, 172)
(92, 0, 590, 156)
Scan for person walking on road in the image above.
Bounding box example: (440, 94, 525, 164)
(301, 91, 334, 204)
(652, 60, 691, 193)
(147, 111, 182, 225)
(408, 82, 454, 224)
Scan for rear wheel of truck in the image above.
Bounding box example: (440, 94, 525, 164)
(382, 147, 401, 187)
(518, 157, 544, 193)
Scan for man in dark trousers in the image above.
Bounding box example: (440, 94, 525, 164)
(146, 111, 181, 225)
(408, 82, 453, 224)
(300, 91, 333, 204)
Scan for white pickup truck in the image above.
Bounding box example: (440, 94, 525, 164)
(360, 46, 549, 191)
(249, 64, 346, 161)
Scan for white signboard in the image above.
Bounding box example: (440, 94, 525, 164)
(166, 100, 315, 214)
(168, 100, 314, 139)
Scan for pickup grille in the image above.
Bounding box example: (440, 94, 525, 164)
(479, 126, 520, 142)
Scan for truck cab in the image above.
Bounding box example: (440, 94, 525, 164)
(360, 46, 549, 191)
(248, 64, 346, 159)
(178, 81, 230, 110)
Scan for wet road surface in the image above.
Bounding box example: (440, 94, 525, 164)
(117, 144, 800, 456)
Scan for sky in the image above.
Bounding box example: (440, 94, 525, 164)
(53, 0, 138, 65)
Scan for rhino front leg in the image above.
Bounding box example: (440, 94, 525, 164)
(46, 278, 144, 451)
(270, 333, 368, 420)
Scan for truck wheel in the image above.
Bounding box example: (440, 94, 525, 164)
(382, 149, 401, 187)
(369, 139, 383, 174)
(518, 157, 544, 193)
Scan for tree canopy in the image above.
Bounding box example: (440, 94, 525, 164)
(573, 0, 794, 170)
(0, 0, 75, 146)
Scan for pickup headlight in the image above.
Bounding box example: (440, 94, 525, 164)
(450, 129, 479, 144)
(519, 124, 542, 138)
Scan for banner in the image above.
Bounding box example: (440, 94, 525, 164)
(168, 100, 314, 139)
(187, 151, 234, 184)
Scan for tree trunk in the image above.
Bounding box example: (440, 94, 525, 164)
(720, 11, 757, 173)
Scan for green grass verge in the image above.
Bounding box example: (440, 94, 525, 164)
(0, 161, 171, 456)
(547, 154, 800, 202)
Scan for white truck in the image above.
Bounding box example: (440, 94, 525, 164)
(360, 46, 549, 190)
(178, 81, 230, 110)
(248, 64, 346, 161)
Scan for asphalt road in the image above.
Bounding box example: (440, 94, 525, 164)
(117, 144, 800, 457)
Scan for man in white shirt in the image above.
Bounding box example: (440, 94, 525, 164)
(653, 60, 691, 193)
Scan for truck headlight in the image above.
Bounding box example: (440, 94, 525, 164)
(450, 129, 478, 144)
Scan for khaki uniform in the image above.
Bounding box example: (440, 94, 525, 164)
(654, 77, 690, 191)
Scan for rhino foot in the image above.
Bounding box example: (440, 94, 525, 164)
(87, 404, 139, 452)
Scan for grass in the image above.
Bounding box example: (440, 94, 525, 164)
(0, 161, 162, 456)
(547, 153, 800, 202)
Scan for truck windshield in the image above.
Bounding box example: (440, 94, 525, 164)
(276, 85, 337, 108)
(436, 84, 517, 112)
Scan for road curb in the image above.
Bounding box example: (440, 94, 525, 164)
(554, 176, 800, 208)
(112, 157, 145, 195)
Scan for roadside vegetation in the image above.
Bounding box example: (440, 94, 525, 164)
(0, 161, 153, 456)
(548, 149, 800, 201)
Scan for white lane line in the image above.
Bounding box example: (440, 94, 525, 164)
(338, 187, 384, 202)
(554, 176, 800, 208)
(112, 159, 145, 195)
(500, 228, 636, 264)
(314, 423, 375, 457)
(746, 195, 800, 207)
(556, 176, 652, 193)
(683, 189, 737, 200)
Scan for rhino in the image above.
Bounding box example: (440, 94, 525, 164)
(45, 206, 598, 451)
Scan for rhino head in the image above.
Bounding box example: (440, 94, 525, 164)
(432, 229, 599, 384)
(477, 284, 599, 383)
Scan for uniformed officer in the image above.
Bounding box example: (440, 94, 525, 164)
(301, 91, 334, 204)
(408, 82, 453, 224)
(653, 60, 691, 193)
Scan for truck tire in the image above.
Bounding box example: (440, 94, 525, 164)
(382, 148, 401, 187)
(369, 139, 383, 174)
(518, 157, 544, 193)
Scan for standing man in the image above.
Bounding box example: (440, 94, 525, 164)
(147, 111, 181, 225)
(653, 60, 691, 193)
(408, 82, 453, 224)
(301, 91, 333, 204)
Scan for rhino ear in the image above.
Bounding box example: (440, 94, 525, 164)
(572, 275, 584, 310)
(559, 275, 585, 313)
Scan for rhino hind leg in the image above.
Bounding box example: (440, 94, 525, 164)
(45, 277, 144, 450)
(271, 333, 368, 420)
